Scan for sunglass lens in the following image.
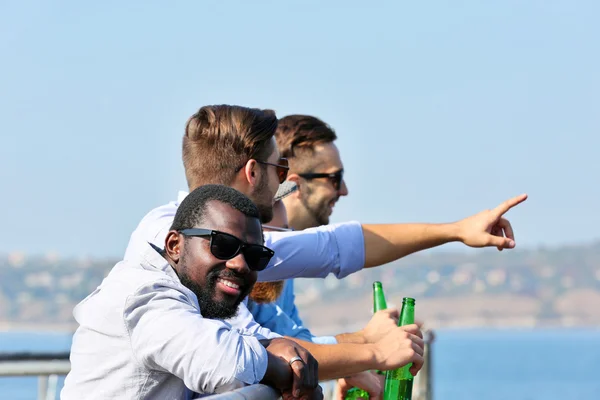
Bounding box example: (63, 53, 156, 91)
(333, 171, 344, 190)
(210, 232, 240, 259)
(243, 246, 273, 271)
(278, 158, 289, 183)
(278, 169, 288, 183)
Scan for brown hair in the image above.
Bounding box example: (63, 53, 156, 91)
(275, 115, 337, 161)
(249, 281, 285, 304)
(183, 105, 278, 189)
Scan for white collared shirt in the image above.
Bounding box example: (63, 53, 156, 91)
(121, 191, 365, 342)
(61, 243, 268, 400)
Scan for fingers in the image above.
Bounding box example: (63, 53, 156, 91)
(400, 324, 423, 339)
(490, 225, 504, 251)
(488, 232, 515, 250)
(365, 379, 383, 400)
(306, 353, 319, 390)
(334, 378, 350, 400)
(494, 217, 514, 251)
(290, 348, 307, 398)
(409, 335, 425, 357)
(299, 348, 319, 393)
(497, 217, 515, 241)
(409, 350, 424, 377)
(380, 308, 399, 320)
(346, 371, 383, 399)
(492, 193, 527, 218)
(370, 373, 385, 400)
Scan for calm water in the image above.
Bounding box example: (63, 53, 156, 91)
(1, 329, 599, 399)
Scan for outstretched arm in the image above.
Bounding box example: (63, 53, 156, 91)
(260, 194, 527, 281)
(362, 193, 527, 267)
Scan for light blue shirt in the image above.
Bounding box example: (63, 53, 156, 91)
(248, 280, 338, 345)
(124, 192, 366, 281)
(122, 191, 366, 341)
(62, 242, 268, 399)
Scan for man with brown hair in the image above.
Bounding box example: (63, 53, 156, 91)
(275, 114, 347, 229)
(181, 105, 285, 223)
(124, 104, 527, 386)
(251, 114, 374, 396)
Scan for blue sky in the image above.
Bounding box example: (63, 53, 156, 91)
(1, 0, 598, 258)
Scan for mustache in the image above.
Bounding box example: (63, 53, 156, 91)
(207, 267, 249, 290)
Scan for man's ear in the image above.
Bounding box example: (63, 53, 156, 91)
(285, 174, 302, 197)
(164, 231, 182, 263)
(243, 159, 260, 186)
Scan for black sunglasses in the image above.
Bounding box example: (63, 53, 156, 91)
(235, 158, 290, 184)
(298, 169, 344, 191)
(179, 228, 274, 271)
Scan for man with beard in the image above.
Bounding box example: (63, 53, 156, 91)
(253, 200, 386, 399)
(276, 115, 348, 229)
(62, 184, 323, 399)
(124, 104, 527, 382)
(262, 114, 383, 397)
(249, 115, 350, 345)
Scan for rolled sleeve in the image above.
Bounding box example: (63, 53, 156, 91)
(248, 301, 314, 342)
(259, 221, 365, 282)
(311, 336, 338, 345)
(231, 300, 281, 340)
(123, 280, 268, 394)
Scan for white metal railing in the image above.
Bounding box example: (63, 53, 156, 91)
(0, 331, 433, 400)
(0, 353, 70, 400)
(204, 384, 281, 399)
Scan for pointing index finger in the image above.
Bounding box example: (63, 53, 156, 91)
(493, 193, 528, 217)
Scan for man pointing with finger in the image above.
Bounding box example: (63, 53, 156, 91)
(123, 104, 527, 385)
(248, 114, 528, 398)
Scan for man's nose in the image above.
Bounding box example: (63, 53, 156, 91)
(338, 179, 349, 196)
(225, 253, 251, 274)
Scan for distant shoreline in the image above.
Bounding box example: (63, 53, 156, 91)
(1, 320, 599, 334)
(0, 322, 76, 333)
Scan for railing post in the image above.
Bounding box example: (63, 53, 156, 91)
(413, 329, 434, 400)
(47, 374, 59, 400)
(38, 375, 49, 400)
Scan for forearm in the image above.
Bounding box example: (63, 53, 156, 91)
(285, 337, 376, 380)
(362, 223, 460, 268)
(334, 331, 366, 344)
(126, 287, 268, 393)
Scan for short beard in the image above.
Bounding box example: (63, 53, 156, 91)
(251, 170, 273, 223)
(300, 185, 330, 227)
(178, 267, 248, 320)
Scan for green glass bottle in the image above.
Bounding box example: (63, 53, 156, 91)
(344, 387, 370, 400)
(344, 282, 389, 400)
(372, 281, 388, 314)
(383, 297, 416, 400)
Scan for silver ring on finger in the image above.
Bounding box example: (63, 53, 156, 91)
(288, 356, 304, 366)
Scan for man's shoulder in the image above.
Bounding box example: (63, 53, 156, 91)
(74, 259, 191, 322)
(136, 201, 179, 231)
(105, 259, 180, 293)
(124, 199, 180, 260)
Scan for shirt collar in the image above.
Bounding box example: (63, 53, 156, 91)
(138, 241, 180, 282)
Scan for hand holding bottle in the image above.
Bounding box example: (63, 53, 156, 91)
(359, 309, 400, 344)
(372, 324, 424, 376)
(336, 371, 384, 400)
